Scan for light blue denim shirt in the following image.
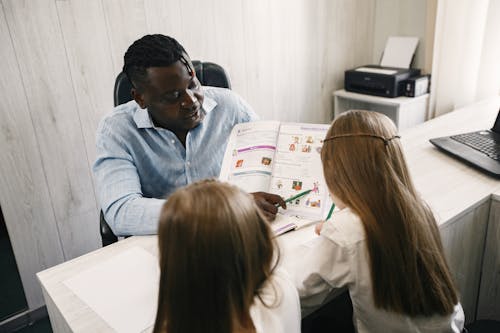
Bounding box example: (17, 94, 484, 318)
(93, 87, 258, 235)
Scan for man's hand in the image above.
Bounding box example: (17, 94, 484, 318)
(251, 192, 286, 221)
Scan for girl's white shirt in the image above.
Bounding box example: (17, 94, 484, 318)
(287, 207, 465, 333)
(250, 268, 301, 333)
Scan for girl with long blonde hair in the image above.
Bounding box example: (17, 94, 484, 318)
(153, 180, 300, 333)
(291, 110, 464, 332)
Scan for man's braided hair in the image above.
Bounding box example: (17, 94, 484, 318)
(123, 34, 186, 90)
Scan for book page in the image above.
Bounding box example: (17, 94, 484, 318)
(219, 121, 280, 193)
(269, 123, 332, 220)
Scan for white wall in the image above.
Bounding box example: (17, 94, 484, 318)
(429, 0, 500, 117)
(0, 0, 381, 310)
(372, 0, 431, 72)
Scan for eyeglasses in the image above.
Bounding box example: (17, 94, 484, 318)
(322, 133, 401, 146)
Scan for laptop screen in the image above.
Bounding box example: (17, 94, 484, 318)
(493, 110, 500, 133)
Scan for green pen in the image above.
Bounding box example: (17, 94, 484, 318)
(285, 189, 312, 203)
(276, 189, 312, 207)
(326, 202, 335, 220)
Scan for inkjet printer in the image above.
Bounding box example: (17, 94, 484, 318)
(345, 65, 420, 98)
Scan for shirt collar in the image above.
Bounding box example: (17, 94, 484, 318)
(133, 95, 217, 129)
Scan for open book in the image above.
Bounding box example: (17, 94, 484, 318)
(219, 121, 332, 235)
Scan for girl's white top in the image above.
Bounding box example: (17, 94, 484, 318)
(250, 268, 301, 333)
(287, 207, 465, 333)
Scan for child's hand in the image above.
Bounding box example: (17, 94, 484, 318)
(315, 221, 325, 235)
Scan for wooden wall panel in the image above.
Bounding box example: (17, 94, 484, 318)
(175, 0, 218, 63)
(3, 0, 99, 260)
(139, 0, 380, 123)
(55, 0, 116, 166)
(372, 0, 428, 71)
(240, 0, 277, 119)
(211, 0, 248, 98)
(0, 0, 386, 311)
(267, 0, 298, 121)
(102, 0, 148, 74)
(301, 0, 330, 123)
(143, 0, 183, 36)
(323, 0, 376, 120)
(296, 0, 329, 123)
(0, 3, 65, 309)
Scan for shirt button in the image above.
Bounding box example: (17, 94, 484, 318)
(186, 161, 191, 167)
(171, 139, 175, 144)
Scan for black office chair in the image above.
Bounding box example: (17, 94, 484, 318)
(100, 60, 232, 247)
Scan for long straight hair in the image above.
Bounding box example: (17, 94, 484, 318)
(321, 110, 458, 316)
(153, 180, 278, 333)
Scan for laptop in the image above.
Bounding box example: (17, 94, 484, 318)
(429, 110, 500, 178)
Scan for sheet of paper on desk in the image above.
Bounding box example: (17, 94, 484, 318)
(63, 247, 159, 333)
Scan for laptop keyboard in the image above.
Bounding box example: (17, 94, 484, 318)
(451, 132, 500, 161)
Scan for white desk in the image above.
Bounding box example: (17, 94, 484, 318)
(36, 224, 319, 332)
(38, 98, 500, 332)
(333, 89, 429, 130)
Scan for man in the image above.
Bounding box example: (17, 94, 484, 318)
(93, 34, 285, 236)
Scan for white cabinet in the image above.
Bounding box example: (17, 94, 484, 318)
(439, 200, 490, 323)
(477, 196, 500, 321)
(333, 89, 429, 130)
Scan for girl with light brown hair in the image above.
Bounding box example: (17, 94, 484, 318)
(153, 180, 300, 333)
(290, 110, 464, 332)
